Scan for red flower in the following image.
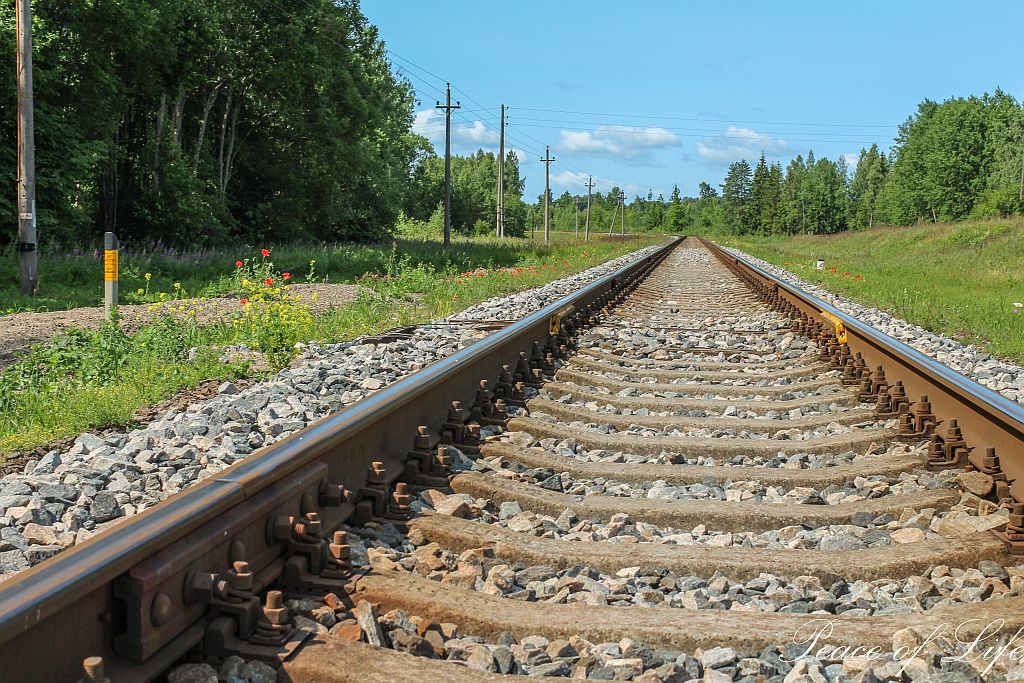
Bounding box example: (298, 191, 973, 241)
(240, 297, 248, 305)
(282, 272, 291, 280)
(235, 260, 243, 268)
(261, 248, 270, 257)
(264, 277, 274, 286)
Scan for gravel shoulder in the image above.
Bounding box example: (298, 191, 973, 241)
(0, 283, 360, 365)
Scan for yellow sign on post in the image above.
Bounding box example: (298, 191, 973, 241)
(104, 249, 118, 281)
(103, 232, 119, 320)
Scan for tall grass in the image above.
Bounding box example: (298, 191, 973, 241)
(0, 235, 648, 312)
(723, 218, 1024, 361)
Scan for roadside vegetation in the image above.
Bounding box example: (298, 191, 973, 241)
(0, 236, 662, 456)
(723, 218, 1024, 362)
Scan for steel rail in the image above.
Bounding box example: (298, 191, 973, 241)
(0, 238, 678, 682)
(702, 238, 1024, 517)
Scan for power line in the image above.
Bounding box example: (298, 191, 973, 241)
(506, 117, 884, 139)
(509, 106, 895, 129)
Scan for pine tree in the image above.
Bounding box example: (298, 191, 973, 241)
(721, 160, 753, 233)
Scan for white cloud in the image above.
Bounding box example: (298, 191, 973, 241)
(841, 152, 860, 170)
(556, 125, 680, 159)
(694, 127, 789, 164)
(412, 109, 530, 164)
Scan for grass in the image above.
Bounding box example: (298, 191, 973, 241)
(0, 235, 664, 455)
(0, 235, 652, 312)
(719, 217, 1024, 362)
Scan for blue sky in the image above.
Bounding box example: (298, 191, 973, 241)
(363, 1, 1024, 202)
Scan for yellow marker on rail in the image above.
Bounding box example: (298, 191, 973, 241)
(819, 311, 847, 344)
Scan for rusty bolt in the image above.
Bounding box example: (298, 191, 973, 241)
(982, 447, 1002, 474)
(263, 590, 289, 626)
(367, 461, 387, 485)
(268, 514, 296, 544)
(320, 482, 346, 507)
(82, 656, 110, 683)
(227, 561, 254, 593)
(449, 400, 466, 421)
(392, 483, 411, 508)
(184, 570, 228, 605)
(416, 425, 431, 449)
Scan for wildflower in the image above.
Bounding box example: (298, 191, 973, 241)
(453, 294, 459, 300)
(1014, 302, 1023, 308)
(235, 260, 243, 268)
(312, 292, 319, 302)
(854, 275, 863, 281)
(282, 272, 291, 280)
(144, 272, 152, 281)
(136, 288, 144, 295)
(264, 277, 274, 286)
(240, 297, 248, 305)
(261, 248, 270, 257)
(173, 282, 181, 290)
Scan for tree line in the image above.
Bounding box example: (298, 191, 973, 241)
(1, 0, 427, 248)
(3, 0, 1020, 248)
(520, 90, 1023, 236)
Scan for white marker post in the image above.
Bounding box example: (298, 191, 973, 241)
(104, 232, 118, 319)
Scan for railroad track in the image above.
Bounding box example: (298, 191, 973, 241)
(3, 236, 1024, 682)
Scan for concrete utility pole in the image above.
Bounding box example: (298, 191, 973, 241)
(574, 197, 579, 239)
(436, 83, 460, 247)
(584, 175, 594, 241)
(496, 104, 506, 237)
(1019, 142, 1023, 202)
(16, 0, 37, 295)
(620, 191, 626, 235)
(541, 146, 555, 243)
(607, 196, 618, 236)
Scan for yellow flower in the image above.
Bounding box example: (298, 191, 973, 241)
(312, 292, 320, 302)
(144, 272, 152, 281)
(173, 282, 181, 290)
(136, 288, 144, 295)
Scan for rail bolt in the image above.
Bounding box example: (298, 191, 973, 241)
(262, 590, 290, 626)
(151, 592, 173, 627)
(227, 560, 254, 593)
(81, 656, 110, 683)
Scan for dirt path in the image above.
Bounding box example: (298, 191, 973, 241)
(0, 283, 360, 365)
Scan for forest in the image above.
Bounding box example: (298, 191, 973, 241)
(0, 0, 423, 247)
(1, 0, 1022, 246)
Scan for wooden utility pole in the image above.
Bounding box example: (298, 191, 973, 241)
(541, 146, 555, 243)
(16, 0, 37, 295)
(574, 197, 579, 239)
(496, 104, 505, 237)
(584, 175, 594, 241)
(436, 83, 460, 247)
(607, 196, 618, 236)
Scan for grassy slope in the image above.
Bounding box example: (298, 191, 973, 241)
(721, 218, 1024, 362)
